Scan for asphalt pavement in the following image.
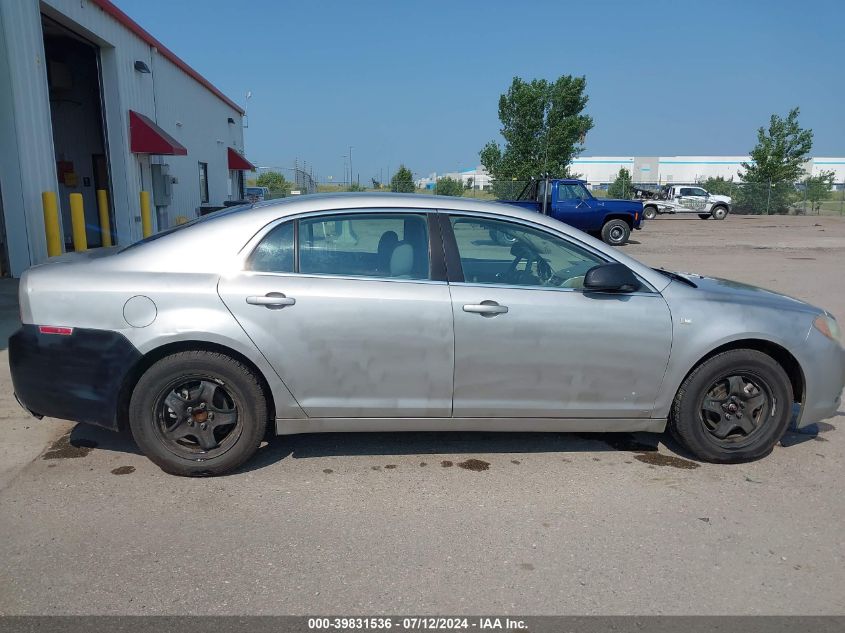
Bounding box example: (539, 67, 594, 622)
(0, 215, 843, 615)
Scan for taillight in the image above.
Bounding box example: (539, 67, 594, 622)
(38, 326, 73, 335)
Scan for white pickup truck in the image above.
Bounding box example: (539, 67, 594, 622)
(639, 185, 731, 220)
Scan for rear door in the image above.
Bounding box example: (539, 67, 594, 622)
(218, 209, 455, 418)
(443, 213, 673, 419)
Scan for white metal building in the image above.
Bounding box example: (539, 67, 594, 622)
(0, 0, 254, 277)
(571, 156, 845, 186)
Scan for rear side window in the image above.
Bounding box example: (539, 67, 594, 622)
(247, 221, 294, 272)
(299, 213, 430, 280)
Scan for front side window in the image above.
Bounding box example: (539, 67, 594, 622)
(559, 183, 589, 201)
(449, 216, 604, 289)
(299, 213, 430, 280)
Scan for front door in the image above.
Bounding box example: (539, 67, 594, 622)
(218, 210, 454, 418)
(445, 214, 673, 418)
(554, 182, 594, 230)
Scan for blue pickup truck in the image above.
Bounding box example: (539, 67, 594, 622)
(500, 178, 644, 246)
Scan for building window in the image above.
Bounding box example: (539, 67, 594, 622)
(198, 162, 209, 203)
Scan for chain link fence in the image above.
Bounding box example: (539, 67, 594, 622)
(248, 164, 318, 200)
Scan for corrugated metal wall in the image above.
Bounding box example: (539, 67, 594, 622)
(0, 0, 246, 275)
(0, 0, 59, 274)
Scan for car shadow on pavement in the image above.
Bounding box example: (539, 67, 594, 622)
(63, 413, 834, 475)
(237, 430, 679, 474)
(65, 424, 673, 468)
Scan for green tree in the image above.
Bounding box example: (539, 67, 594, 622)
(480, 75, 593, 190)
(436, 176, 464, 196)
(390, 165, 415, 193)
(801, 170, 835, 214)
(737, 107, 812, 214)
(607, 167, 633, 199)
(256, 171, 291, 197)
(699, 176, 735, 197)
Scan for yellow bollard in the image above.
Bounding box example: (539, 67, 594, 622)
(41, 191, 62, 257)
(69, 193, 87, 252)
(139, 190, 152, 238)
(96, 189, 112, 247)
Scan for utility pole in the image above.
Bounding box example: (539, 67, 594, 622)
(348, 146, 354, 190)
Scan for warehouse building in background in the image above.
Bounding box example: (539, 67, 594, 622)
(0, 0, 255, 277)
(571, 156, 845, 187)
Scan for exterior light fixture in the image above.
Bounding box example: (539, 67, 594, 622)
(134, 60, 151, 73)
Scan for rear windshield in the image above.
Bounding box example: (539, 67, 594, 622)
(119, 202, 254, 252)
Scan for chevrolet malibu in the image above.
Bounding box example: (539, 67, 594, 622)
(9, 194, 845, 476)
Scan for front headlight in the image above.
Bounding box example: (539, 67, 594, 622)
(813, 314, 841, 342)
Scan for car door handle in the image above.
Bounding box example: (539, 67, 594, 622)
(246, 293, 296, 308)
(463, 301, 508, 316)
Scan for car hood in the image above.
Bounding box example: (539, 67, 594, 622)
(672, 272, 821, 315)
(709, 194, 732, 204)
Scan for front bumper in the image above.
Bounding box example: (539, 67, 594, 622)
(796, 329, 845, 428)
(8, 325, 142, 430)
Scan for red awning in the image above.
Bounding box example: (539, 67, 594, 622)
(228, 147, 256, 171)
(129, 110, 187, 155)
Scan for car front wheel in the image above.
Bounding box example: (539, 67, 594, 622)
(669, 349, 793, 463)
(129, 350, 268, 476)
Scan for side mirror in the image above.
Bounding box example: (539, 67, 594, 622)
(583, 263, 640, 293)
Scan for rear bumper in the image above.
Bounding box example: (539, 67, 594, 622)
(8, 325, 142, 430)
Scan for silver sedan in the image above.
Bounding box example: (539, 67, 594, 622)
(9, 194, 845, 475)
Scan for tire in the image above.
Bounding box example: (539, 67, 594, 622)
(669, 349, 793, 463)
(601, 219, 631, 246)
(129, 351, 268, 476)
(711, 205, 728, 220)
(643, 206, 658, 220)
(698, 213, 711, 220)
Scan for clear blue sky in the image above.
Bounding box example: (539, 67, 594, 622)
(117, 0, 843, 183)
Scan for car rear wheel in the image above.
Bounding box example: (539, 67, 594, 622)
(601, 219, 631, 246)
(643, 206, 658, 220)
(129, 351, 268, 476)
(669, 349, 793, 463)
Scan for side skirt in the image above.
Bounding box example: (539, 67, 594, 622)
(275, 417, 667, 435)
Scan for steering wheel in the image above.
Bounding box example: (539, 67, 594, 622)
(497, 243, 552, 285)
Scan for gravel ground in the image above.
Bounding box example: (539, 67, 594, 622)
(0, 214, 843, 615)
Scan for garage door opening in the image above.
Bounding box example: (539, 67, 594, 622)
(42, 15, 115, 248)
